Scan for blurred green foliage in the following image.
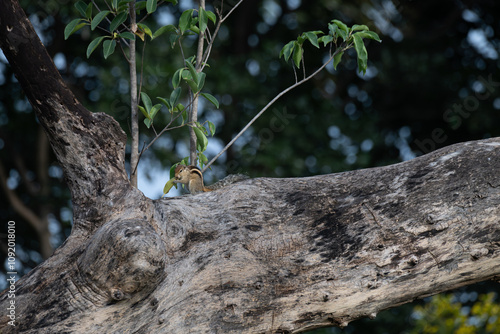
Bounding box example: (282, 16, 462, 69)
(306, 288, 500, 334)
(410, 293, 500, 334)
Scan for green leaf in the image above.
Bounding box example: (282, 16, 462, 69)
(85, 3, 93, 19)
(332, 19, 349, 33)
(198, 7, 208, 32)
(179, 9, 194, 34)
(292, 42, 303, 68)
(166, 0, 178, 4)
(117, 0, 134, 8)
(112, 0, 118, 10)
(328, 23, 338, 36)
(64, 19, 85, 40)
(318, 35, 333, 47)
(144, 118, 153, 128)
(197, 72, 206, 91)
(162, 178, 177, 196)
(206, 10, 216, 24)
(185, 56, 196, 65)
(181, 70, 193, 81)
(75, 1, 88, 17)
(157, 97, 173, 111)
(91, 10, 110, 30)
(201, 93, 219, 109)
(140, 92, 153, 112)
(135, 1, 147, 11)
(169, 34, 180, 48)
(170, 87, 182, 107)
(331, 20, 348, 41)
(280, 41, 295, 62)
(110, 12, 127, 32)
(146, 0, 157, 13)
(337, 29, 348, 42)
(186, 79, 199, 94)
(103, 39, 116, 59)
(169, 164, 178, 180)
(139, 106, 149, 119)
(185, 60, 199, 84)
(138, 23, 153, 39)
(194, 121, 205, 131)
(189, 23, 200, 34)
(193, 127, 208, 152)
(333, 51, 343, 70)
(153, 24, 176, 40)
(198, 152, 208, 165)
(172, 68, 184, 89)
(353, 34, 368, 74)
(179, 105, 188, 124)
(207, 121, 216, 136)
(175, 103, 185, 113)
(352, 24, 369, 32)
(118, 32, 135, 40)
(86, 36, 107, 58)
(150, 104, 162, 119)
(355, 31, 382, 42)
(175, 103, 188, 124)
(304, 31, 320, 48)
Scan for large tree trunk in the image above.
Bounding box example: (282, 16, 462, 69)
(1, 1, 499, 333)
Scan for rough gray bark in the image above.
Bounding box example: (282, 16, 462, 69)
(1, 1, 500, 333)
(129, 0, 139, 187)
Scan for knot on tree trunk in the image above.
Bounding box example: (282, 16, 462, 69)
(76, 219, 167, 304)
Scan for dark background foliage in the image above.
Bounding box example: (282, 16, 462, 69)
(1, 0, 499, 332)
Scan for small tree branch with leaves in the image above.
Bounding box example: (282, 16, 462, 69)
(64, 1, 380, 196)
(203, 21, 381, 173)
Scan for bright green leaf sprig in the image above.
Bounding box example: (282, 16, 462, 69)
(139, 56, 219, 131)
(280, 19, 381, 74)
(66, 1, 220, 171)
(64, 0, 139, 59)
(134, 6, 219, 176)
(139, 92, 162, 129)
(65, 0, 189, 58)
(200, 18, 381, 179)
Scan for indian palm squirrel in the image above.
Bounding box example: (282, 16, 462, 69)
(173, 165, 249, 194)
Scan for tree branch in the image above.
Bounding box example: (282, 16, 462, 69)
(129, 0, 139, 187)
(1, 137, 499, 333)
(0, 0, 131, 232)
(202, 50, 338, 172)
(221, 0, 245, 23)
(189, 0, 206, 166)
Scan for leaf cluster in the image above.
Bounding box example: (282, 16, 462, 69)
(279, 19, 381, 74)
(65, 0, 220, 178)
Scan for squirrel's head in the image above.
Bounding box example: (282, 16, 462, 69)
(174, 165, 202, 181)
(174, 165, 190, 180)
